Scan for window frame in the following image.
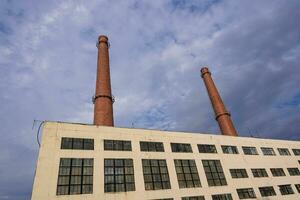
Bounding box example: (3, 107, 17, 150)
(287, 167, 300, 176)
(174, 159, 201, 188)
(270, 168, 286, 177)
(61, 137, 94, 150)
(104, 158, 135, 193)
(242, 146, 258, 155)
(202, 160, 227, 187)
(229, 169, 248, 179)
(171, 143, 193, 153)
(259, 186, 276, 197)
(236, 188, 256, 199)
(261, 147, 276, 156)
(56, 158, 93, 195)
(198, 144, 217, 153)
(140, 141, 164, 152)
(277, 148, 291, 156)
(251, 168, 268, 178)
(221, 145, 239, 154)
(278, 184, 294, 195)
(142, 159, 171, 191)
(104, 140, 132, 151)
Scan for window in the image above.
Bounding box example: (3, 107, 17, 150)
(198, 144, 217, 153)
(142, 159, 171, 190)
(174, 159, 201, 188)
(202, 160, 227, 186)
(212, 194, 233, 200)
(140, 141, 164, 152)
(104, 159, 135, 192)
(56, 158, 93, 195)
(278, 184, 294, 195)
(261, 147, 276, 156)
(251, 168, 268, 177)
(236, 188, 256, 199)
(295, 184, 300, 193)
(287, 168, 300, 176)
(292, 149, 300, 155)
(61, 137, 94, 150)
(277, 148, 291, 156)
(270, 168, 285, 177)
(153, 199, 174, 200)
(221, 145, 238, 154)
(171, 143, 192, 153)
(259, 186, 276, 197)
(230, 169, 248, 178)
(104, 140, 132, 151)
(182, 196, 205, 200)
(242, 146, 258, 155)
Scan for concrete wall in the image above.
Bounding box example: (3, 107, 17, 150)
(31, 122, 300, 200)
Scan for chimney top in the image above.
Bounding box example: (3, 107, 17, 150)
(98, 35, 108, 43)
(200, 67, 211, 78)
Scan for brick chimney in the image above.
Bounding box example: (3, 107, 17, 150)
(93, 35, 114, 126)
(200, 67, 237, 136)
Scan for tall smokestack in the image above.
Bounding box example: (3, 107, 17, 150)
(93, 35, 114, 126)
(200, 67, 237, 136)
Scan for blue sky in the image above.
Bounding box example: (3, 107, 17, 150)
(1, 0, 300, 199)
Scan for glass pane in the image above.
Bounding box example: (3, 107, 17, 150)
(73, 139, 84, 149)
(59, 167, 70, 175)
(126, 183, 135, 191)
(83, 167, 93, 175)
(58, 176, 69, 185)
(69, 185, 81, 194)
(115, 184, 125, 192)
(115, 175, 124, 183)
(104, 159, 114, 166)
(125, 167, 134, 174)
(70, 176, 81, 184)
(115, 160, 124, 167)
(82, 176, 93, 184)
(71, 167, 82, 175)
(57, 185, 69, 195)
(61, 138, 72, 149)
(105, 175, 114, 184)
(83, 159, 93, 166)
(60, 158, 71, 167)
(105, 184, 114, 192)
(72, 159, 82, 166)
(83, 139, 94, 150)
(82, 184, 93, 194)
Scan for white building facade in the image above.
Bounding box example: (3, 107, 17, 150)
(31, 121, 300, 200)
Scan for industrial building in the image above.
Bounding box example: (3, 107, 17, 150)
(31, 35, 300, 200)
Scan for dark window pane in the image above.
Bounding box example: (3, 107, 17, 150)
(198, 144, 217, 153)
(202, 160, 227, 186)
(279, 184, 294, 195)
(61, 138, 72, 149)
(242, 146, 258, 155)
(104, 140, 132, 151)
(259, 186, 276, 197)
(270, 168, 285, 177)
(142, 159, 171, 190)
(171, 143, 192, 153)
(212, 193, 232, 200)
(104, 159, 135, 193)
(221, 145, 238, 154)
(237, 188, 256, 199)
(56, 158, 93, 195)
(261, 147, 276, 156)
(277, 148, 291, 156)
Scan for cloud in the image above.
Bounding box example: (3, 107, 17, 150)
(0, 0, 300, 199)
